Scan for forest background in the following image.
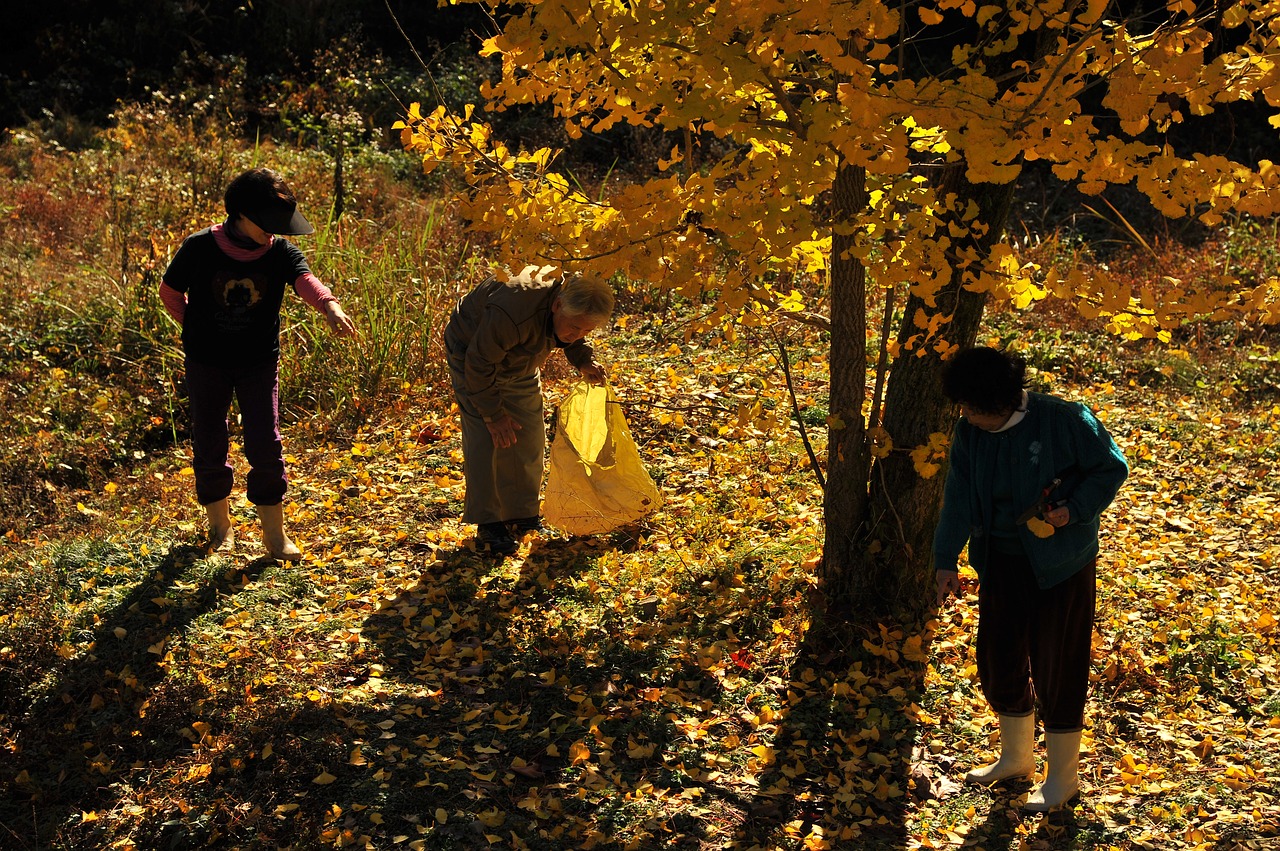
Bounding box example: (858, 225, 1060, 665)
(1, 1, 1279, 850)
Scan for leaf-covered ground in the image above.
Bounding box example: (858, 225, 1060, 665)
(2, 315, 1279, 851)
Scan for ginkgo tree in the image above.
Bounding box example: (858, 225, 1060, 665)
(398, 0, 1280, 618)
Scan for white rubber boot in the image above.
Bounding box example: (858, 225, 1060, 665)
(256, 503, 301, 561)
(965, 713, 1036, 785)
(205, 498, 235, 553)
(1024, 729, 1082, 812)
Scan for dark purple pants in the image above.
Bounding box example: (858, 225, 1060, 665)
(185, 358, 287, 507)
(976, 551, 1097, 732)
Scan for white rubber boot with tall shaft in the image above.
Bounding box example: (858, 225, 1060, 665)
(965, 713, 1036, 785)
(256, 503, 301, 561)
(1023, 729, 1082, 812)
(205, 498, 235, 553)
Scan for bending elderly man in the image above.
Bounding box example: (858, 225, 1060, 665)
(444, 269, 614, 555)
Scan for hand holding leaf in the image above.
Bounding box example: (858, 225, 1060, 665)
(1026, 516, 1056, 538)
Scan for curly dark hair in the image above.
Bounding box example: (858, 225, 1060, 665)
(224, 167, 295, 219)
(222, 167, 313, 235)
(941, 347, 1026, 414)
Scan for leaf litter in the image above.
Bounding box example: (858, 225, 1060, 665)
(1, 321, 1278, 850)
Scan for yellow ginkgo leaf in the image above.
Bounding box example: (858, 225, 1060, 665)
(312, 771, 337, 785)
(1026, 517, 1056, 538)
(918, 8, 944, 25)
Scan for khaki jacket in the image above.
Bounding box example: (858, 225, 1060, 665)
(443, 274, 595, 421)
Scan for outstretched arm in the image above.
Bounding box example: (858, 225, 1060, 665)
(295, 273, 356, 337)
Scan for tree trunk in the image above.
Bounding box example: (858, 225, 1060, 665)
(820, 162, 871, 610)
(854, 165, 1019, 617)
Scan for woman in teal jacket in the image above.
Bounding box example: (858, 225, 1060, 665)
(934, 347, 1127, 812)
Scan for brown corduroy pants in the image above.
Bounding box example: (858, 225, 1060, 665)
(976, 551, 1097, 733)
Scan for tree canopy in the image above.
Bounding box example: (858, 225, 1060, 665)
(401, 0, 1280, 334)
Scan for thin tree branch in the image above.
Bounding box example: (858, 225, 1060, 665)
(773, 328, 826, 491)
(868, 282, 897, 430)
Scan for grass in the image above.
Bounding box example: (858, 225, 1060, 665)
(2, 113, 1280, 850)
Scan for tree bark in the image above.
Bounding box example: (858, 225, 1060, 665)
(820, 162, 871, 611)
(854, 165, 1018, 617)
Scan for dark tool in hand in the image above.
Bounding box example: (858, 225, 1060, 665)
(1017, 467, 1083, 525)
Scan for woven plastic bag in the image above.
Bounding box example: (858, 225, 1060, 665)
(542, 382, 661, 535)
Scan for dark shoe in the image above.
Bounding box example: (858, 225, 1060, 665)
(508, 516, 545, 536)
(476, 522, 518, 555)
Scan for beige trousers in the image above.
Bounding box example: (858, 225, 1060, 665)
(448, 366, 546, 525)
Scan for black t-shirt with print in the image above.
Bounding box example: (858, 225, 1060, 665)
(164, 228, 312, 368)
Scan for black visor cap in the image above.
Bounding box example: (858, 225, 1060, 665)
(245, 198, 315, 235)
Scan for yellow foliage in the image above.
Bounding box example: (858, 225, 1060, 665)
(868, 426, 893, 459)
(910, 432, 950, 479)
(391, 0, 1280, 441)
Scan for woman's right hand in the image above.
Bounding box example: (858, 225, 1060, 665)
(936, 569, 961, 605)
(324, 301, 358, 337)
(486, 414, 522, 449)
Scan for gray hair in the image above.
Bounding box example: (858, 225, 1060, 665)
(558, 273, 615, 321)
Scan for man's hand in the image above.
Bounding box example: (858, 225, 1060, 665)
(936, 570, 962, 606)
(579, 360, 606, 385)
(324, 302, 357, 337)
(486, 414, 522, 449)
